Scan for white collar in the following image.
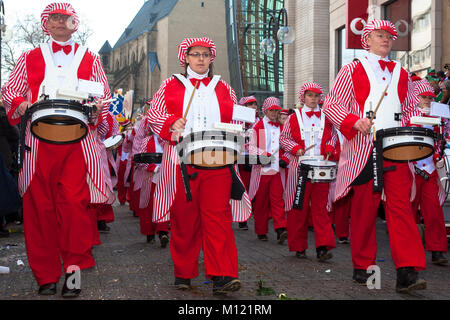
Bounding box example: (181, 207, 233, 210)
(302, 105, 320, 112)
(366, 51, 390, 63)
(50, 36, 74, 46)
(186, 65, 209, 79)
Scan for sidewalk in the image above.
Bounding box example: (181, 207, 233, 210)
(0, 200, 449, 300)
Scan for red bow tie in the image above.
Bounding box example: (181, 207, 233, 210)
(190, 78, 210, 87)
(306, 111, 321, 118)
(268, 121, 279, 127)
(52, 42, 72, 55)
(378, 60, 396, 73)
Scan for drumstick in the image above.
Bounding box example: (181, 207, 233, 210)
(369, 84, 389, 123)
(183, 80, 200, 120)
(325, 153, 330, 164)
(299, 144, 316, 157)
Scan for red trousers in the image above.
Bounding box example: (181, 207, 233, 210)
(287, 181, 336, 252)
(349, 161, 426, 270)
(412, 171, 448, 252)
(138, 182, 169, 236)
(170, 165, 238, 280)
(116, 160, 128, 204)
(23, 142, 95, 286)
(253, 172, 286, 235)
(333, 194, 351, 239)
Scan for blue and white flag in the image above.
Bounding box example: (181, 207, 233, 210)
(109, 94, 124, 115)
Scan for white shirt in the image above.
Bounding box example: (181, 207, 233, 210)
(262, 116, 280, 173)
(49, 37, 75, 68)
(414, 124, 435, 174)
(301, 105, 323, 157)
(364, 51, 393, 85)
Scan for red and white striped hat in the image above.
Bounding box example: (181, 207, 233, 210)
(177, 37, 216, 67)
(298, 82, 324, 104)
(414, 80, 436, 98)
(41, 3, 79, 36)
(262, 97, 282, 113)
(239, 96, 258, 105)
(361, 20, 398, 51)
(280, 108, 290, 115)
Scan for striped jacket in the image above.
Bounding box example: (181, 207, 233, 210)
(1, 44, 112, 203)
(146, 75, 252, 223)
(322, 59, 420, 201)
(280, 109, 339, 210)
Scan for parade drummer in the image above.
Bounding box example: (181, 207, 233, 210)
(411, 79, 448, 266)
(322, 20, 427, 293)
(1, 2, 112, 297)
(248, 97, 288, 244)
(145, 37, 252, 295)
(280, 83, 339, 261)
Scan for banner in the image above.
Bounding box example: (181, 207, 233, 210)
(346, 0, 411, 51)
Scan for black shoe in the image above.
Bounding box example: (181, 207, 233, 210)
(338, 237, 349, 244)
(61, 273, 81, 298)
(276, 228, 287, 245)
(431, 252, 448, 266)
(257, 234, 268, 241)
(38, 282, 57, 295)
(396, 267, 427, 293)
(295, 251, 307, 259)
(239, 222, 248, 230)
(147, 234, 155, 243)
(316, 246, 332, 262)
(174, 277, 191, 290)
(97, 220, 110, 233)
(353, 269, 370, 285)
(212, 276, 241, 295)
(159, 233, 169, 248)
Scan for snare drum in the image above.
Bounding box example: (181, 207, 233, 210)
(378, 127, 435, 162)
(103, 134, 123, 151)
(133, 153, 163, 164)
(29, 99, 90, 144)
(300, 159, 337, 183)
(178, 130, 242, 168)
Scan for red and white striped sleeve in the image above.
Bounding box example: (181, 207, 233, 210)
(402, 75, 421, 126)
(219, 79, 237, 104)
(322, 61, 361, 141)
(280, 113, 304, 156)
(146, 76, 180, 142)
(1, 51, 32, 125)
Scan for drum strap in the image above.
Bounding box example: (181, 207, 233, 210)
(179, 161, 193, 202)
(293, 163, 309, 210)
(372, 139, 384, 192)
(17, 110, 31, 170)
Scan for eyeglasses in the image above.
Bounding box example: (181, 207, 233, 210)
(49, 13, 70, 21)
(187, 52, 212, 59)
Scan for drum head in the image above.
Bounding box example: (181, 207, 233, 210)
(382, 145, 433, 162)
(104, 135, 123, 150)
(301, 159, 336, 167)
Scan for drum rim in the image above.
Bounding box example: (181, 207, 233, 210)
(379, 126, 436, 138)
(382, 142, 434, 163)
(133, 152, 163, 164)
(29, 99, 88, 113)
(104, 135, 123, 148)
(179, 130, 240, 143)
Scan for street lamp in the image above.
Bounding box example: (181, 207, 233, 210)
(260, 8, 295, 99)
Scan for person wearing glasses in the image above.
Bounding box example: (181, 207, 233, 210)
(323, 20, 426, 293)
(1, 3, 112, 297)
(145, 37, 252, 295)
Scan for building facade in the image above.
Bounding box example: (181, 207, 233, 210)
(99, 0, 231, 111)
(284, 0, 450, 108)
(225, 0, 285, 106)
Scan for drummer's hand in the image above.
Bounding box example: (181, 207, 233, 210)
(296, 149, 305, 157)
(353, 118, 372, 136)
(17, 101, 32, 116)
(170, 118, 186, 141)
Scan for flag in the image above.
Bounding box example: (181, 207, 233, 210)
(109, 93, 124, 116)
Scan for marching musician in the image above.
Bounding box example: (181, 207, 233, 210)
(116, 119, 133, 205)
(411, 80, 448, 266)
(280, 83, 339, 261)
(248, 97, 288, 244)
(322, 20, 427, 293)
(146, 37, 252, 295)
(135, 124, 169, 247)
(1, 3, 112, 297)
